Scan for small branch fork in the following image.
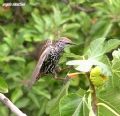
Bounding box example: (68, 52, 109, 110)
(0, 93, 27, 116)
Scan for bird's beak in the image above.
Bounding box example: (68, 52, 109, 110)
(70, 42, 76, 45)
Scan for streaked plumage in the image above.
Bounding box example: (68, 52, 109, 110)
(28, 37, 73, 87)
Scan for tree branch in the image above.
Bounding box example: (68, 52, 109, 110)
(0, 93, 27, 116)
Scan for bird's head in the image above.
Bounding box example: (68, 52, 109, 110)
(58, 37, 75, 45)
(54, 37, 75, 51)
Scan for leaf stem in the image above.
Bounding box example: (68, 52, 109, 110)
(97, 103, 120, 116)
(87, 73, 98, 116)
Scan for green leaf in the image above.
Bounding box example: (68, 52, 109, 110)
(98, 85, 120, 116)
(31, 12, 44, 33)
(112, 50, 120, 81)
(0, 106, 9, 116)
(0, 56, 25, 62)
(63, 23, 80, 31)
(104, 39, 120, 53)
(0, 0, 3, 4)
(86, 38, 106, 59)
(11, 88, 23, 103)
(52, 6, 61, 26)
(0, 77, 8, 93)
(66, 59, 111, 76)
(15, 98, 30, 108)
(47, 82, 70, 116)
(86, 38, 120, 60)
(90, 21, 112, 39)
(0, 44, 10, 56)
(97, 52, 120, 116)
(4, 37, 14, 48)
(70, 77, 80, 86)
(112, 58, 120, 78)
(28, 93, 40, 108)
(111, 51, 120, 89)
(98, 102, 120, 116)
(32, 87, 51, 99)
(59, 94, 89, 116)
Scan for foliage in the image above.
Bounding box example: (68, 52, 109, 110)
(0, 0, 120, 116)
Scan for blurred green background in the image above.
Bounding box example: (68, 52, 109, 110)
(0, 0, 120, 116)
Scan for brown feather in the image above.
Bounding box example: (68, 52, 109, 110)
(28, 39, 52, 87)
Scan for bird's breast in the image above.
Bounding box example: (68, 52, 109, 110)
(40, 47, 62, 74)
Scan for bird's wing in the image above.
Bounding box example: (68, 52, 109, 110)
(33, 39, 52, 60)
(28, 39, 52, 87)
(39, 40, 51, 57)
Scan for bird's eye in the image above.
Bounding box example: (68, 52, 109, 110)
(66, 42, 71, 44)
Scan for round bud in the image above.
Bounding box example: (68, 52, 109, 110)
(90, 66, 108, 87)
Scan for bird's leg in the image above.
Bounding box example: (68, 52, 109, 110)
(53, 71, 70, 83)
(55, 66, 74, 73)
(61, 66, 74, 72)
(55, 66, 62, 73)
(54, 66, 73, 83)
(53, 72, 65, 80)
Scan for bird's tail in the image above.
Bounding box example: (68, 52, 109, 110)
(22, 75, 39, 88)
(27, 79, 36, 88)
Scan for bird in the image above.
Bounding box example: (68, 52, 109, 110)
(28, 37, 74, 87)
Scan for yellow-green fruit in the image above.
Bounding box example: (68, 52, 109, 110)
(90, 67, 108, 87)
(90, 66, 101, 77)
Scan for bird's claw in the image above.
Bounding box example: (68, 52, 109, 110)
(63, 76, 70, 84)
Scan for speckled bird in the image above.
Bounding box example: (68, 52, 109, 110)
(28, 37, 74, 87)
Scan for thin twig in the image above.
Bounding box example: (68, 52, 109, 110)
(87, 73, 98, 116)
(0, 93, 27, 116)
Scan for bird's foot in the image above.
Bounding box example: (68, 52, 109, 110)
(63, 76, 70, 84)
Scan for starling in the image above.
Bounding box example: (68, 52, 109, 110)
(28, 37, 74, 87)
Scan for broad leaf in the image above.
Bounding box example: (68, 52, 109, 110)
(86, 38, 106, 59)
(104, 39, 120, 53)
(85, 38, 120, 60)
(66, 59, 111, 76)
(59, 94, 89, 116)
(97, 50, 120, 116)
(47, 82, 70, 116)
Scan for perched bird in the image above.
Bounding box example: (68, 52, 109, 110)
(28, 37, 74, 87)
